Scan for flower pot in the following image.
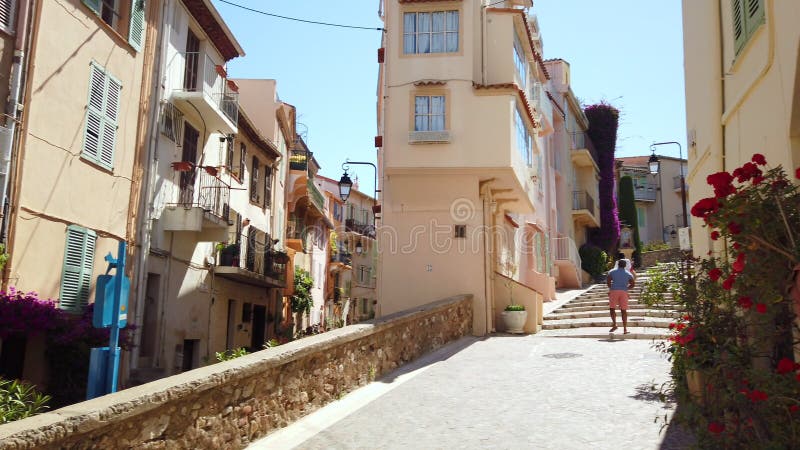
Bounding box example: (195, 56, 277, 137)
(171, 161, 194, 172)
(501, 310, 528, 334)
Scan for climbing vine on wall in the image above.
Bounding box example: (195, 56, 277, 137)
(584, 102, 621, 254)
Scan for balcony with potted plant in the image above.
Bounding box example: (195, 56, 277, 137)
(214, 231, 288, 288)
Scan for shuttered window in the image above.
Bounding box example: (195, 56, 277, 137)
(732, 0, 764, 55)
(264, 166, 272, 208)
(59, 225, 96, 311)
(128, 0, 145, 51)
(82, 0, 146, 52)
(83, 63, 121, 170)
(0, 0, 16, 34)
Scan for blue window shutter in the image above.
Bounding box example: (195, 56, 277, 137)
(82, 0, 101, 14)
(59, 226, 96, 311)
(128, 0, 145, 52)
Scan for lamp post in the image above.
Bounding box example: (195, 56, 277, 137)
(649, 141, 688, 229)
(337, 159, 379, 216)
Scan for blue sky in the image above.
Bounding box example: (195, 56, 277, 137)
(214, 1, 687, 194)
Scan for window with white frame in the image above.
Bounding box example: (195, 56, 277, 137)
(513, 32, 527, 90)
(81, 0, 145, 51)
(414, 95, 445, 131)
(514, 107, 532, 166)
(83, 63, 121, 170)
(403, 10, 459, 54)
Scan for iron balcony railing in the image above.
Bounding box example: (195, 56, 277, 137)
(330, 250, 352, 266)
(553, 236, 581, 269)
(219, 231, 287, 283)
(176, 169, 231, 221)
(307, 179, 325, 213)
(633, 184, 658, 202)
(569, 131, 599, 164)
(345, 218, 375, 238)
(179, 51, 239, 124)
(572, 190, 595, 215)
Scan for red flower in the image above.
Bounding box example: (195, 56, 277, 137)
(733, 242, 741, 250)
(722, 275, 736, 290)
(752, 153, 767, 165)
(797, 373, 800, 382)
(777, 358, 798, 374)
(738, 296, 753, 309)
(733, 162, 762, 183)
(668, 322, 676, 329)
(708, 422, 725, 434)
(710, 231, 720, 241)
(791, 405, 799, 413)
(752, 176, 765, 184)
(748, 389, 768, 402)
(683, 315, 692, 321)
(691, 197, 720, 218)
(756, 303, 767, 314)
(796, 167, 800, 180)
(709, 268, 723, 281)
(732, 253, 746, 272)
(728, 222, 742, 235)
(707, 171, 736, 198)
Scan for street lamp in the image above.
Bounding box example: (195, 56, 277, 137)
(338, 170, 353, 202)
(650, 141, 688, 229)
(648, 150, 660, 175)
(355, 241, 363, 255)
(337, 159, 380, 216)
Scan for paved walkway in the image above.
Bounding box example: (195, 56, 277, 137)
(248, 335, 693, 450)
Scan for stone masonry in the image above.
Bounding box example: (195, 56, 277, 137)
(0, 295, 472, 450)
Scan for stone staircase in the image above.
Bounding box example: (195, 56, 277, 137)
(539, 270, 682, 340)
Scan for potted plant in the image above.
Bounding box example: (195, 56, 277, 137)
(171, 161, 194, 172)
(498, 260, 527, 333)
(219, 243, 239, 267)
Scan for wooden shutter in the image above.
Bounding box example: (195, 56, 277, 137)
(83, 64, 120, 169)
(0, 0, 16, 33)
(731, 0, 746, 53)
(264, 166, 272, 208)
(59, 225, 96, 311)
(82, 0, 101, 14)
(128, 0, 145, 52)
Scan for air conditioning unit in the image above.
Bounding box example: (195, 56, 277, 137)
(408, 130, 451, 144)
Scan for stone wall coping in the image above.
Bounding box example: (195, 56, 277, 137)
(0, 294, 472, 444)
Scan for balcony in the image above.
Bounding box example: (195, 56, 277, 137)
(572, 190, 599, 227)
(214, 231, 288, 288)
(307, 179, 325, 215)
(569, 132, 599, 169)
(673, 175, 688, 192)
(330, 250, 352, 267)
(162, 169, 231, 241)
(633, 184, 658, 202)
(552, 236, 582, 289)
(345, 218, 376, 238)
(289, 149, 308, 172)
(171, 52, 239, 134)
(286, 215, 308, 252)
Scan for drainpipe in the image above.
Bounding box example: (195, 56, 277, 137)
(0, 0, 32, 244)
(131, 0, 171, 370)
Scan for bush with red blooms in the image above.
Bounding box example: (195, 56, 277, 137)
(654, 155, 800, 448)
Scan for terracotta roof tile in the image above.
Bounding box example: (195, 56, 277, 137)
(473, 82, 539, 128)
(486, 8, 550, 80)
(414, 80, 447, 86)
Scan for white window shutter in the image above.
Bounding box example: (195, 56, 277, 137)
(128, 0, 145, 52)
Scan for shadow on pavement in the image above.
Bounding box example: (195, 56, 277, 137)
(376, 336, 483, 384)
(658, 405, 697, 449)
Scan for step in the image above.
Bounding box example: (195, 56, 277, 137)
(545, 309, 680, 320)
(541, 317, 675, 330)
(536, 327, 669, 340)
(555, 303, 680, 314)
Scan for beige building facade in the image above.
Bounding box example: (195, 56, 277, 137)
(682, 0, 800, 256)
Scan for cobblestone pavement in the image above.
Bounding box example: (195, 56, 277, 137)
(249, 335, 694, 450)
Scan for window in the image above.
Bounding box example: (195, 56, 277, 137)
(732, 0, 764, 55)
(224, 136, 234, 170)
(159, 102, 183, 143)
(514, 107, 532, 166)
(414, 95, 445, 131)
(83, 63, 121, 170)
(513, 33, 527, 90)
(82, 0, 145, 51)
(59, 225, 96, 311)
(454, 224, 466, 238)
(263, 166, 272, 208)
(250, 156, 260, 203)
(637, 206, 647, 228)
(239, 143, 246, 179)
(403, 10, 459, 54)
(0, 0, 17, 34)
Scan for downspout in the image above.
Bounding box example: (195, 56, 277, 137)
(481, 1, 487, 85)
(0, 0, 31, 243)
(4, 0, 41, 287)
(480, 182, 494, 334)
(130, 0, 169, 371)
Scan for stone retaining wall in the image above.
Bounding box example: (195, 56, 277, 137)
(641, 248, 686, 269)
(0, 295, 473, 450)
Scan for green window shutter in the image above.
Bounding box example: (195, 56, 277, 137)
(731, 0, 746, 54)
(83, 64, 120, 169)
(82, 0, 101, 14)
(128, 0, 146, 52)
(744, 0, 764, 38)
(59, 225, 96, 311)
(100, 75, 121, 168)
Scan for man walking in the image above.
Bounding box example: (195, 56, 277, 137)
(607, 259, 635, 334)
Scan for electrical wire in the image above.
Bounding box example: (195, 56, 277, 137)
(216, 0, 385, 32)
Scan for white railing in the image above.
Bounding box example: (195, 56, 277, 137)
(553, 236, 581, 270)
(531, 82, 553, 125)
(177, 52, 239, 124)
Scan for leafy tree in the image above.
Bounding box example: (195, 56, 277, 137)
(291, 266, 314, 315)
(618, 176, 643, 266)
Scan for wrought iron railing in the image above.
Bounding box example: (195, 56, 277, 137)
(307, 179, 325, 212)
(633, 184, 658, 202)
(219, 231, 287, 283)
(175, 169, 230, 221)
(345, 218, 375, 238)
(572, 190, 595, 215)
(289, 149, 308, 171)
(330, 251, 352, 266)
(178, 51, 239, 124)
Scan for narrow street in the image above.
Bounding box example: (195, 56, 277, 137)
(249, 334, 694, 449)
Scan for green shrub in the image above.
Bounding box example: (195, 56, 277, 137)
(504, 304, 525, 312)
(642, 241, 671, 252)
(579, 245, 608, 278)
(215, 347, 249, 362)
(618, 176, 643, 266)
(0, 378, 50, 423)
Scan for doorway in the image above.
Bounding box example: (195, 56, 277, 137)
(183, 30, 200, 91)
(139, 273, 160, 366)
(251, 305, 266, 351)
(226, 299, 237, 349)
(179, 123, 199, 205)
